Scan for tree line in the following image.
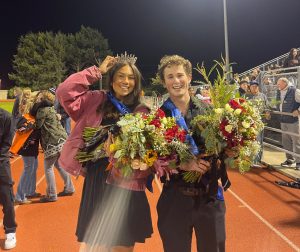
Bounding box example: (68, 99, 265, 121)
(8, 25, 167, 96)
(9, 26, 112, 90)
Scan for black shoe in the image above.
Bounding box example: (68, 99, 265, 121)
(295, 163, 300, 170)
(281, 160, 295, 167)
(57, 190, 74, 197)
(39, 196, 57, 203)
(275, 180, 300, 189)
(27, 192, 42, 199)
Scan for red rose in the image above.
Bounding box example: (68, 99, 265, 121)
(165, 126, 180, 142)
(150, 119, 161, 128)
(229, 99, 242, 110)
(176, 129, 187, 142)
(155, 109, 165, 119)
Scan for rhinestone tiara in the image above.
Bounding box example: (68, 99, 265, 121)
(116, 51, 137, 65)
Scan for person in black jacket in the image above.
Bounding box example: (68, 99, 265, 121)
(155, 55, 230, 252)
(0, 108, 17, 249)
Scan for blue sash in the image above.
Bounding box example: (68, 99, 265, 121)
(163, 98, 199, 155)
(107, 92, 131, 114)
(107, 91, 153, 192)
(163, 98, 224, 201)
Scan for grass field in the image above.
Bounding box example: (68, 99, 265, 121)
(0, 101, 14, 113)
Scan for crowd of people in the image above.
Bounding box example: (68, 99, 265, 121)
(236, 47, 300, 171)
(1, 49, 299, 251)
(0, 87, 75, 249)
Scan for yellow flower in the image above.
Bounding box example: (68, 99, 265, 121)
(109, 143, 117, 153)
(144, 150, 158, 167)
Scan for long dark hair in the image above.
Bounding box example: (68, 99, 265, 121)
(97, 62, 142, 114)
(287, 48, 298, 60)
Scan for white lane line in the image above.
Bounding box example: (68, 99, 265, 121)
(228, 188, 300, 252)
(154, 180, 299, 251)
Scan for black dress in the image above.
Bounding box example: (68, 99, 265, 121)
(76, 109, 153, 247)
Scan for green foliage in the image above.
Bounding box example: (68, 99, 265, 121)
(194, 60, 236, 108)
(9, 25, 112, 90)
(65, 26, 113, 74)
(7, 88, 16, 99)
(150, 73, 162, 85)
(144, 84, 166, 96)
(9, 32, 66, 90)
(145, 73, 166, 96)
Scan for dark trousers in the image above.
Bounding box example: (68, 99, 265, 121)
(0, 182, 17, 234)
(157, 184, 226, 252)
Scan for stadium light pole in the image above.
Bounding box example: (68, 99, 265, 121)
(223, 0, 230, 80)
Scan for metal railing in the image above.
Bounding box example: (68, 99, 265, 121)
(239, 47, 300, 79)
(263, 110, 300, 158)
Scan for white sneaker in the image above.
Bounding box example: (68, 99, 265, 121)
(4, 233, 16, 250)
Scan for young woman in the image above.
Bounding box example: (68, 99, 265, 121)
(284, 48, 300, 68)
(56, 55, 153, 252)
(13, 91, 41, 204)
(30, 91, 75, 203)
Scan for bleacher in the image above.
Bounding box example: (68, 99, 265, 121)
(239, 47, 300, 101)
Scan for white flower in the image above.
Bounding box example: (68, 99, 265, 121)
(234, 108, 242, 115)
(138, 121, 145, 129)
(214, 108, 224, 114)
(225, 125, 233, 133)
(131, 159, 141, 170)
(139, 162, 149, 170)
(250, 127, 258, 135)
(225, 104, 234, 113)
(242, 121, 250, 129)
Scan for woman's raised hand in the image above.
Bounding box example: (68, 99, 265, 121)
(99, 56, 117, 74)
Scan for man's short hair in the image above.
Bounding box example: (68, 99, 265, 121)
(157, 55, 192, 82)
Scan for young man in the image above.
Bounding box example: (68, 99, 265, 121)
(156, 55, 230, 252)
(0, 108, 17, 249)
(246, 80, 269, 166)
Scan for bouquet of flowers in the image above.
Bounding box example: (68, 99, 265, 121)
(75, 124, 120, 164)
(109, 109, 193, 177)
(184, 60, 264, 182)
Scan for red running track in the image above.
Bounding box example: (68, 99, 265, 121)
(0, 154, 299, 251)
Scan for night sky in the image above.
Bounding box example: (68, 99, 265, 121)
(1, 0, 300, 88)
